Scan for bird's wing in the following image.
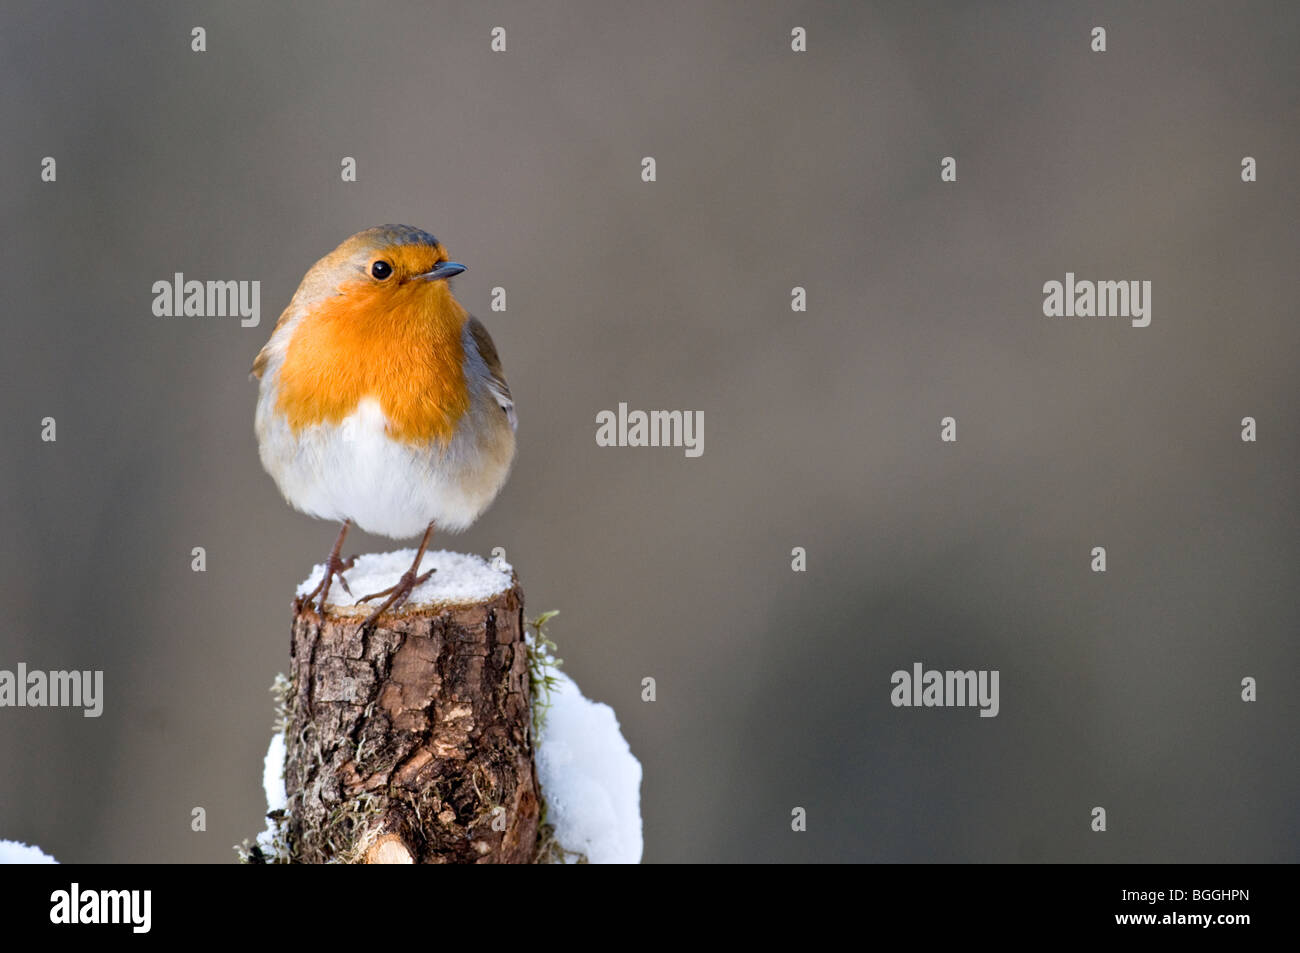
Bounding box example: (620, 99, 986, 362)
(251, 341, 273, 379)
(467, 315, 516, 431)
(250, 303, 298, 379)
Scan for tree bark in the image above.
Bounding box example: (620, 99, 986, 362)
(281, 579, 540, 863)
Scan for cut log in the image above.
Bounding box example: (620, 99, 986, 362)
(282, 574, 539, 863)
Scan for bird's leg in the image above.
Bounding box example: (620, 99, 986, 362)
(294, 519, 356, 615)
(357, 521, 436, 627)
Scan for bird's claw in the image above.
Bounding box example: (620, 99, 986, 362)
(295, 552, 357, 617)
(357, 567, 436, 629)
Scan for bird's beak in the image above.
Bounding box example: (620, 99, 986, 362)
(416, 261, 466, 281)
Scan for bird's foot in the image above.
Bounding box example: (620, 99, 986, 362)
(356, 566, 435, 629)
(294, 552, 357, 616)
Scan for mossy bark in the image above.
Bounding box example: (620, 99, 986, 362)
(282, 579, 540, 863)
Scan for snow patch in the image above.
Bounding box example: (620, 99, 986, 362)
(0, 839, 58, 864)
(263, 731, 287, 813)
(255, 731, 289, 860)
(536, 670, 643, 864)
(297, 549, 513, 612)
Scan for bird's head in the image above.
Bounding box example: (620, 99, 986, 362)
(302, 224, 467, 320)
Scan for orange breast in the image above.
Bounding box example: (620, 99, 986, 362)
(275, 281, 470, 444)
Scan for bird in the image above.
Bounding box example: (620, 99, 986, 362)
(252, 225, 516, 626)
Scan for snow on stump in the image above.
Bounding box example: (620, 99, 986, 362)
(284, 550, 539, 864)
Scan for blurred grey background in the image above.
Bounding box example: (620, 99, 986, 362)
(1, 1, 1296, 863)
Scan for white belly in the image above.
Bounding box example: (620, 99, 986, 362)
(256, 393, 512, 538)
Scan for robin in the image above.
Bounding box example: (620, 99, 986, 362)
(252, 225, 516, 625)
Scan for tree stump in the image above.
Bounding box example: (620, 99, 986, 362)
(282, 577, 540, 863)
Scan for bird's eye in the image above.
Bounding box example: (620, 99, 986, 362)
(371, 260, 393, 280)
